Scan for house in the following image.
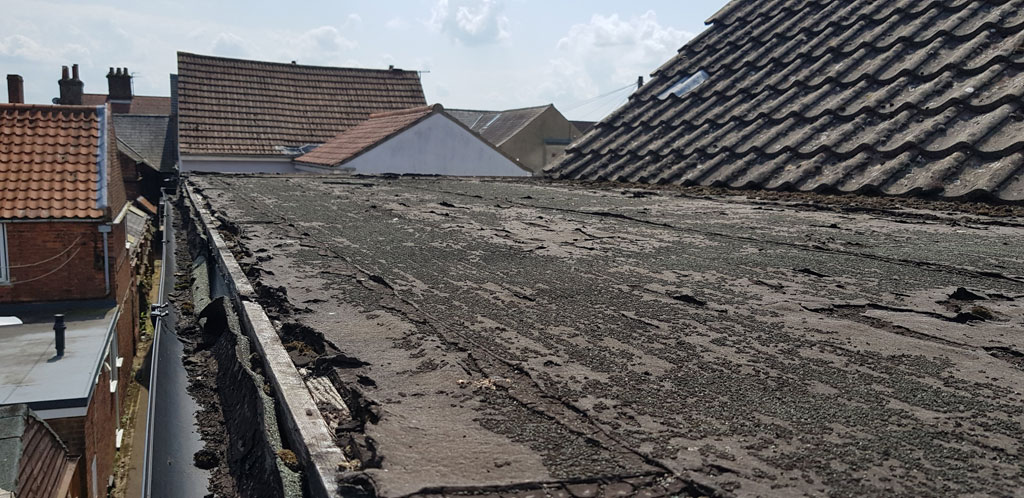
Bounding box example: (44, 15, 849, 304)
(81, 67, 172, 115)
(294, 104, 530, 176)
(447, 104, 584, 174)
(547, 0, 1024, 202)
(0, 86, 147, 497)
(0, 404, 79, 497)
(175, 52, 428, 173)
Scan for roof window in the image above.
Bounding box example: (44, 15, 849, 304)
(658, 70, 708, 100)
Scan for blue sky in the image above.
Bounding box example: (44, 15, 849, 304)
(1, 0, 728, 120)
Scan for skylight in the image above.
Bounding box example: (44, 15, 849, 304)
(658, 70, 709, 100)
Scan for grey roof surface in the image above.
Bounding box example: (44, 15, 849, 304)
(547, 0, 1024, 202)
(448, 105, 550, 146)
(114, 114, 178, 174)
(190, 175, 1024, 497)
(0, 303, 117, 410)
(0, 405, 27, 492)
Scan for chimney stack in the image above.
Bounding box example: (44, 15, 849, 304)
(107, 66, 132, 101)
(6, 74, 23, 104)
(57, 64, 84, 105)
(54, 314, 66, 358)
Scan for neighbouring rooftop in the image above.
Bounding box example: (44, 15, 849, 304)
(82, 94, 172, 115)
(176, 52, 427, 157)
(0, 104, 124, 220)
(0, 302, 117, 414)
(548, 0, 1024, 202)
(188, 174, 1024, 497)
(114, 114, 178, 174)
(448, 105, 553, 146)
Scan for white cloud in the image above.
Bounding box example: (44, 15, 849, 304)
(429, 0, 509, 46)
(210, 32, 250, 58)
(536, 11, 693, 116)
(386, 17, 409, 30)
(0, 34, 90, 62)
(296, 26, 357, 53)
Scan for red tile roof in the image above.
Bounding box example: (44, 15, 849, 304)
(82, 94, 172, 115)
(177, 52, 428, 157)
(548, 0, 1024, 202)
(295, 105, 435, 167)
(0, 104, 123, 220)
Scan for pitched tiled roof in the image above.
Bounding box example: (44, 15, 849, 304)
(114, 114, 178, 173)
(547, 0, 1024, 202)
(570, 120, 597, 134)
(177, 52, 427, 157)
(82, 94, 172, 115)
(0, 104, 124, 219)
(295, 105, 434, 167)
(447, 105, 551, 146)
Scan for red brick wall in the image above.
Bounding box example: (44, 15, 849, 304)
(0, 222, 107, 303)
(83, 359, 117, 498)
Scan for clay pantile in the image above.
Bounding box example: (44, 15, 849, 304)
(176, 52, 427, 157)
(0, 103, 112, 219)
(547, 0, 1024, 202)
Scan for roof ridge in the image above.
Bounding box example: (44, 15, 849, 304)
(177, 51, 420, 74)
(368, 104, 438, 120)
(0, 103, 100, 113)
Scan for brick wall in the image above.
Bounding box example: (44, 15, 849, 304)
(0, 222, 107, 303)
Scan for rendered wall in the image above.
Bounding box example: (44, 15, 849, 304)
(499, 107, 582, 174)
(346, 114, 529, 176)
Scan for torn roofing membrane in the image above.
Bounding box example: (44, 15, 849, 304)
(189, 174, 1024, 497)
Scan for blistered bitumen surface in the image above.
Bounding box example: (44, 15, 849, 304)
(188, 175, 1024, 497)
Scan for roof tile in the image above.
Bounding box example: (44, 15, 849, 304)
(547, 0, 1024, 202)
(177, 52, 427, 156)
(0, 104, 107, 219)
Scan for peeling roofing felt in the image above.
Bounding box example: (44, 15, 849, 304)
(448, 105, 551, 146)
(190, 175, 1024, 497)
(547, 0, 1024, 202)
(176, 52, 427, 157)
(0, 104, 108, 219)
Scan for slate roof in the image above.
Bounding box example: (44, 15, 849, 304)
(547, 0, 1024, 202)
(114, 114, 178, 173)
(0, 405, 72, 497)
(0, 104, 125, 220)
(448, 105, 551, 146)
(82, 94, 172, 115)
(176, 52, 427, 157)
(570, 120, 597, 134)
(295, 105, 436, 168)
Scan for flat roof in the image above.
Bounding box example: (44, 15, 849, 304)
(0, 302, 117, 413)
(189, 175, 1024, 497)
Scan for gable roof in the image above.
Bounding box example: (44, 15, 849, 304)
(114, 114, 178, 174)
(447, 105, 551, 146)
(0, 104, 125, 220)
(547, 0, 1024, 202)
(176, 52, 427, 157)
(82, 94, 172, 115)
(295, 105, 436, 168)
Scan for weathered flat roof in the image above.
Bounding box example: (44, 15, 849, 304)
(189, 175, 1024, 497)
(0, 302, 117, 413)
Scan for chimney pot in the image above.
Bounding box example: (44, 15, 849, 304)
(58, 64, 84, 105)
(108, 67, 115, 76)
(53, 314, 66, 357)
(107, 65, 133, 102)
(7, 74, 24, 104)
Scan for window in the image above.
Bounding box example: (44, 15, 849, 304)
(0, 224, 8, 283)
(658, 70, 709, 100)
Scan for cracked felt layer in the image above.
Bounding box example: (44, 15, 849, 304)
(190, 175, 1024, 497)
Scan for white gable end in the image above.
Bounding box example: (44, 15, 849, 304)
(344, 113, 529, 176)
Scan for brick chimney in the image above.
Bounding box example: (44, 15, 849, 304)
(107, 67, 132, 101)
(57, 64, 84, 105)
(6, 74, 23, 104)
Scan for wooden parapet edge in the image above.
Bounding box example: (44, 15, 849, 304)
(185, 184, 344, 497)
